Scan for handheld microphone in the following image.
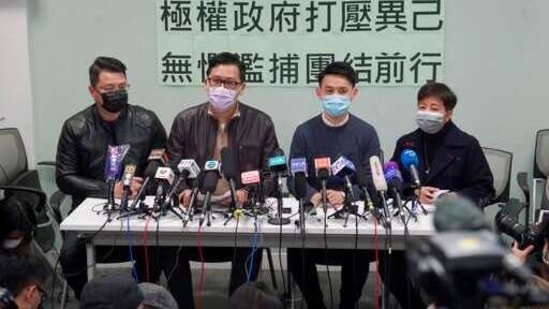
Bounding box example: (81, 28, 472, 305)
(221, 147, 240, 207)
(331, 155, 356, 200)
(153, 167, 175, 212)
(120, 164, 136, 210)
(401, 149, 421, 188)
(370, 155, 391, 228)
(200, 160, 221, 226)
(384, 161, 406, 223)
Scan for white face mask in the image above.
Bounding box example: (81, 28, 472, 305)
(2, 237, 23, 250)
(416, 110, 444, 134)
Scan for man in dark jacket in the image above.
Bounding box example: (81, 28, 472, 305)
(56, 57, 167, 300)
(166, 52, 280, 296)
(381, 82, 495, 309)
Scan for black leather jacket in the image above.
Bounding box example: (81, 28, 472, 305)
(166, 102, 279, 190)
(56, 104, 167, 208)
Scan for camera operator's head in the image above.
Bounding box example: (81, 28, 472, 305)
(0, 191, 36, 256)
(0, 254, 49, 309)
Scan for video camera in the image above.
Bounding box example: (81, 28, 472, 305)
(408, 196, 549, 308)
(495, 199, 549, 251)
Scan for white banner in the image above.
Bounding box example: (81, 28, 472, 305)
(156, 0, 445, 86)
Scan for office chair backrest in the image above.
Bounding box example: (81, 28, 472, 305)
(482, 147, 513, 204)
(534, 129, 549, 179)
(0, 128, 28, 185)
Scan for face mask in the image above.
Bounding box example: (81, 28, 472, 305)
(209, 86, 238, 113)
(321, 95, 351, 117)
(101, 89, 128, 113)
(416, 110, 444, 134)
(2, 237, 23, 250)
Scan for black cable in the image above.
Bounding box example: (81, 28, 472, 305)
(324, 208, 334, 309)
(354, 200, 359, 309)
(231, 213, 240, 280)
(278, 210, 287, 299)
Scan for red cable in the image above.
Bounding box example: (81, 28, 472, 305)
(197, 225, 205, 309)
(142, 216, 153, 282)
(373, 217, 380, 309)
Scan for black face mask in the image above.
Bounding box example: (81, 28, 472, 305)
(101, 89, 128, 113)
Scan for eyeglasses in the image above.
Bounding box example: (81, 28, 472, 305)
(207, 77, 241, 90)
(96, 83, 131, 94)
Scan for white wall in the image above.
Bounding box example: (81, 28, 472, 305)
(0, 0, 35, 166)
(19, 0, 549, 199)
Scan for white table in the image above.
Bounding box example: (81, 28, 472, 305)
(60, 197, 435, 279)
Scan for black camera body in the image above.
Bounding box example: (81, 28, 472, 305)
(495, 199, 549, 251)
(408, 231, 549, 308)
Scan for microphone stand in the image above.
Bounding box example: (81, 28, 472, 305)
(183, 187, 199, 227)
(103, 179, 119, 221)
(223, 178, 244, 226)
(410, 184, 428, 215)
(321, 179, 329, 228)
(267, 176, 291, 225)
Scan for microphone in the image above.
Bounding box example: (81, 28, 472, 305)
(148, 148, 168, 164)
(268, 149, 290, 225)
(177, 159, 201, 179)
(200, 160, 221, 226)
(160, 159, 201, 215)
(384, 161, 406, 223)
(331, 155, 356, 200)
(269, 148, 289, 181)
(291, 158, 308, 232)
(401, 149, 421, 188)
(120, 163, 136, 210)
(153, 167, 175, 212)
(314, 157, 331, 212)
(221, 147, 240, 207)
(241, 170, 261, 186)
(370, 155, 391, 228)
(128, 149, 165, 210)
(290, 158, 308, 178)
(104, 145, 130, 210)
(355, 165, 375, 213)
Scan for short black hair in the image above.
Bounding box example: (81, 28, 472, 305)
(318, 61, 357, 87)
(0, 255, 49, 297)
(89, 56, 127, 87)
(417, 82, 457, 111)
(0, 193, 36, 243)
(206, 52, 246, 83)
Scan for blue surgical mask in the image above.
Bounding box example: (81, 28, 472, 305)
(321, 95, 351, 117)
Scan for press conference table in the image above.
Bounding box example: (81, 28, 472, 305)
(60, 197, 436, 280)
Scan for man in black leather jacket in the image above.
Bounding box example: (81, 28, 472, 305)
(165, 52, 280, 297)
(55, 57, 167, 300)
